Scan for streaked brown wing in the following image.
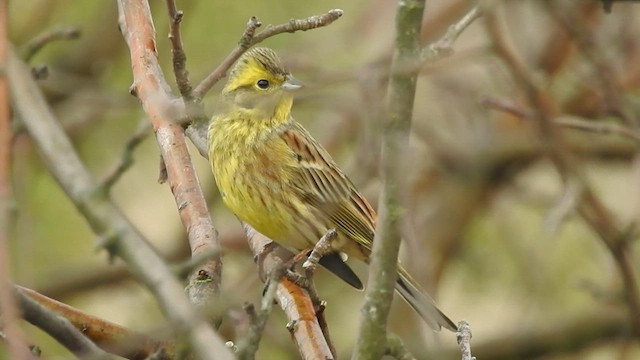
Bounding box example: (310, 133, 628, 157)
(280, 121, 377, 250)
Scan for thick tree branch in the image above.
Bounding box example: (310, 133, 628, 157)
(353, 0, 426, 358)
(117, 0, 225, 335)
(17, 285, 174, 360)
(7, 48, 230, 359)
(244, 226, 335, 360)
(16, 287, 117, 360)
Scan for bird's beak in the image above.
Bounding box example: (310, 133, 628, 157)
(282, 74, 303, 92)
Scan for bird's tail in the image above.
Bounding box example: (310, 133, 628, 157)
(395, 265, 457, 332)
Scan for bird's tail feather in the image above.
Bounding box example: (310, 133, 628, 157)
(395, 266, 457, 332)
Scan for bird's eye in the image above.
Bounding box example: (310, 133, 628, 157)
(256, 79, 270, 89)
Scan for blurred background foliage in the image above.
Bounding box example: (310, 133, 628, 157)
(5, 0, 640, 359)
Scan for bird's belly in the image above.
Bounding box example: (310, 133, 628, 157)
(215, 158, 316, 250)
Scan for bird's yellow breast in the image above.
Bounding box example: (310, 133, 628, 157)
(208, 112, 312, 248)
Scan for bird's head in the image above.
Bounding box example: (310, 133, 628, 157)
(223, 47, 302, 120)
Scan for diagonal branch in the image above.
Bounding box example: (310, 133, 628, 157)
(191, 9, 343, 100)
(16, 287, 117, 360)
(7, 47, 230, 359)
(17, 285, 174, 360)
(421, 5, 482, 62)
(165, 0, 192, 99)
(485, 5, 640, 338)
(117, 0, 225, 335)
(20, 27, 81, 62)
(244, 226, 335, 360)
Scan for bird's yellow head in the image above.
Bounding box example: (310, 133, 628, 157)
(223, 47, 302, 121)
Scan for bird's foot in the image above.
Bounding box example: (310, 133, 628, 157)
(280, 229, 338, 309)
(302, 228, 337, 278)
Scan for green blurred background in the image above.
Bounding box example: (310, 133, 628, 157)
(6, 0, 640, 359)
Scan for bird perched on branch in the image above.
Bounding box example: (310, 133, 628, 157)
(208, 47, 456, 331)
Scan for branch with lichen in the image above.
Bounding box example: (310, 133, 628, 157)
(352, 0, 426, 358)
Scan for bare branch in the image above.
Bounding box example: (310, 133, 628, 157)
(101, 120, 152, 192)
(165, 0, 192, 99)
(17, 285, 174, 359)
(483, 97, 640, 144)
(7, 46, 229, 359)
(235, 269, 281, 360)
(192, 9, 343, 100)
(555, 116, 640, 143)
(485, 5, 640, 337)
(385, 335, 416, 360)
(190, 16, 261, 101)
(244, 226, 335, 360)
(20, 26, 81, 62)
(456, 321, 475, 360)
(421, 5, 482, 62)
(16, 287, 115, 359)
(353, 0, 426, 357)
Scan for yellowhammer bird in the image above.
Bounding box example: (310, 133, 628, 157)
(208, 47, 456, 331)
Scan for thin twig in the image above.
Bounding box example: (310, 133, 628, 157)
(165, 0, 192, 99)
(190, 16, 262, 101)
(421, 5, 482, 62)
(192, 9, 343, 100)
(456, 321, 475, 360)
(543, 179, 583, 234)
(555, 116, 640, 143)
(235, 269, 282, 360)
(450, 313, 627, 359)
(20, 27, 81, 62)
(483, 97, 640, 144)
(101, 120, 152, 192)
(302, 228, 336, 275)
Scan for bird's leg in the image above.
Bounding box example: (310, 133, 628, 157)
(284, 247, 314, 270)
(281, 229, 338, 308)
(302, 228, 337, 309)
(303, 228, 337, 276)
